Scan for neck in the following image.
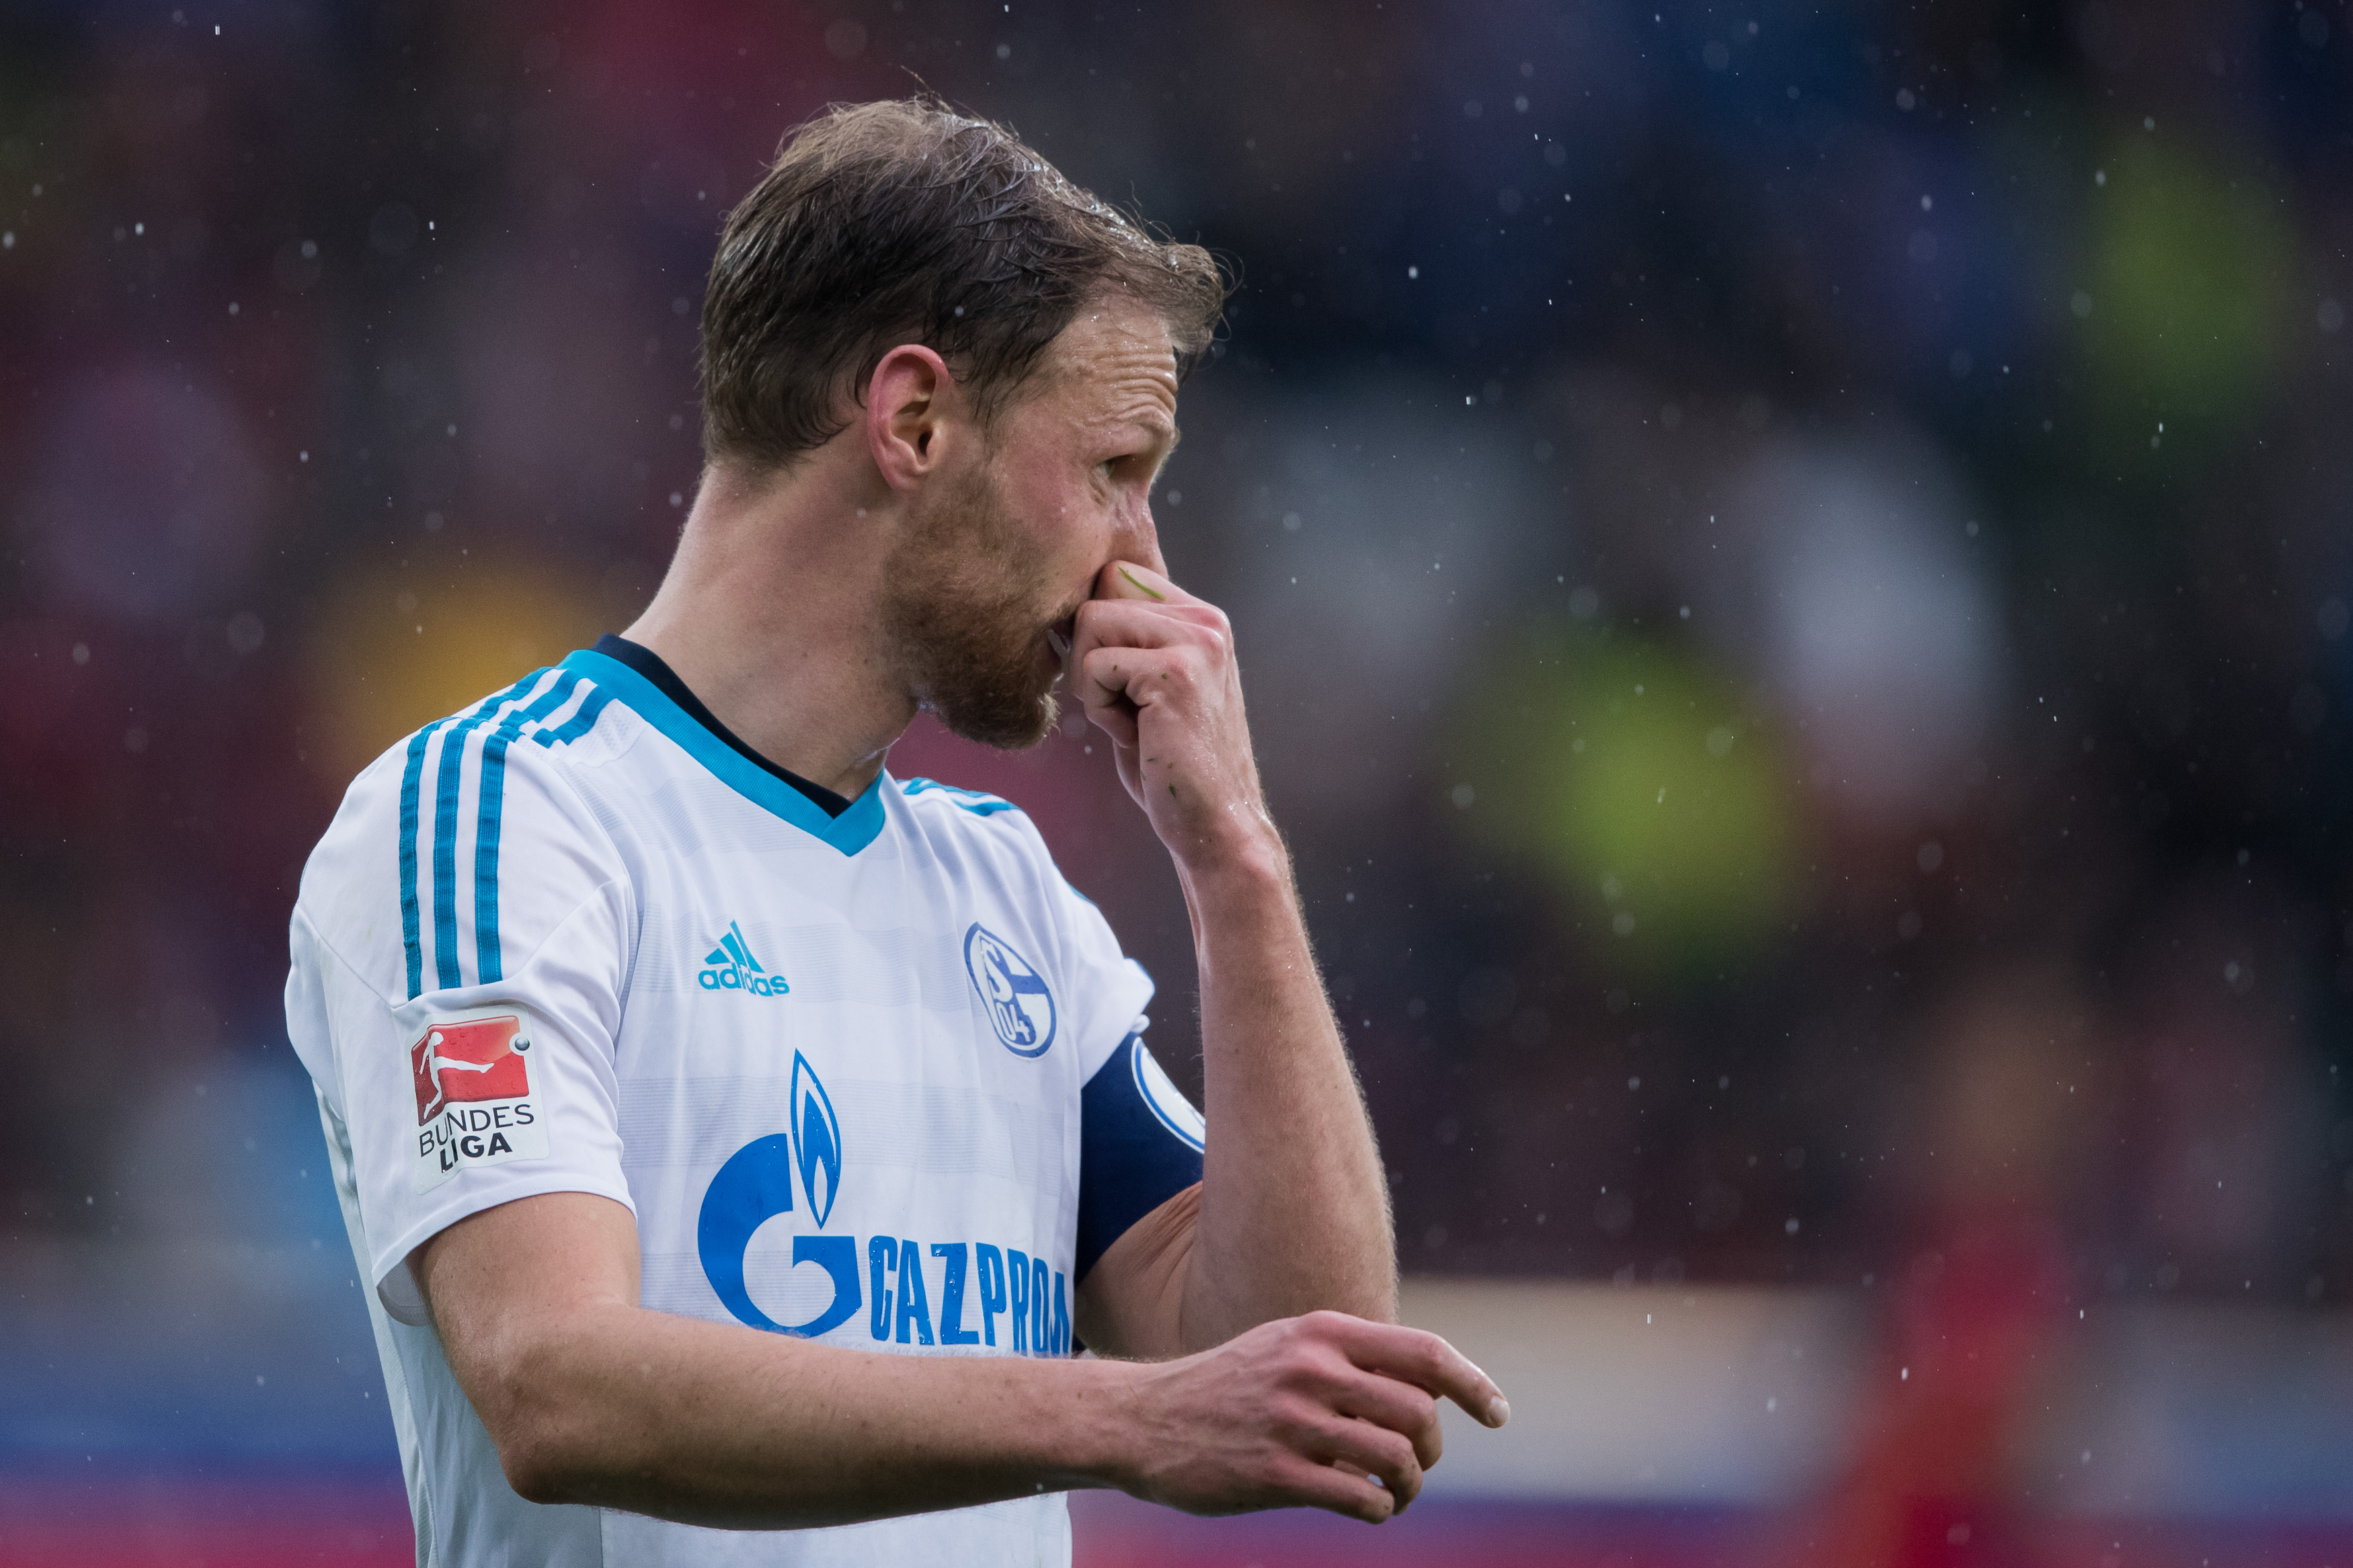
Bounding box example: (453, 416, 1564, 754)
(621, 458, 914, 801)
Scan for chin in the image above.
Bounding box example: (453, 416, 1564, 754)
(932, 685, 1058, 752)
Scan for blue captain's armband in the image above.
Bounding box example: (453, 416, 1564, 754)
(1076, 1032, 1205, 1280)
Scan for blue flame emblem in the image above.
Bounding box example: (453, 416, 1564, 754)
(791, 1050, 841, 1229)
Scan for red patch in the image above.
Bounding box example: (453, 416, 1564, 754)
(411, 1016, 528, 1125)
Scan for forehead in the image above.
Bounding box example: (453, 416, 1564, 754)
(1026, 296, 1179, 426)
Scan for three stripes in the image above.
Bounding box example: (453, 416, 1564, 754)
(397, 667, 614, 999)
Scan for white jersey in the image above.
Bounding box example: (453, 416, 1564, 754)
(284, 645, 1207, 1567)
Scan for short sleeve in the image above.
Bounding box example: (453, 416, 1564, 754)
(1037, 864, 1156, 1085)
(1031, 847, 1200, 1280)
(286, 691, 637, 1324)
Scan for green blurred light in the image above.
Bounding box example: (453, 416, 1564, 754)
(2085, 133, 2290, 438)
(1448, 629, 1797, 972)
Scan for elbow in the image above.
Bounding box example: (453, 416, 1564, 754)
(492, 1399, 614, 1507)
(469, 1339, 614, 1508)
(498, 1430, 573, 1508)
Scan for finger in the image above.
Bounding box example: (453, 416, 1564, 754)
(1273, 1454, 1396, 1526)
(1066, 606, 1219, 716)
(1326, 1456, 1419, 1517)
(1084, 699, 1139, 752)
(1094, 559, 1201, 608)
(1078, 645, 1185, 716)
(1330, 1373, 1444, 1471)
(1330, 1320, 1511, 1428)
(1309, 1413, 1423, 1506)
(1068, 597, 1221, 661)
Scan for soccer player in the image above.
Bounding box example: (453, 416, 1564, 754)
(284, 99, 1507, 1565)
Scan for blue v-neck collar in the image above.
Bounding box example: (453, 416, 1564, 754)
(559, 648, 889, 856)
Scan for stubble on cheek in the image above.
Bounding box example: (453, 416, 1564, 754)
(880, 469, 1063, 751)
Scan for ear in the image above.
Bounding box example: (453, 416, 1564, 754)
(864, 344, 959, 492)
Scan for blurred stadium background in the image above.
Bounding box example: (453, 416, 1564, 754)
(6, 1, 2353, 1563)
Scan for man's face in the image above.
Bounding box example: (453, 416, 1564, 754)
(882, 296, 1181, 749)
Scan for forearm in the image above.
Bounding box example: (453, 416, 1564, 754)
(475, 1302, 1135, 1528)
(1176, 840, 1396, 1347)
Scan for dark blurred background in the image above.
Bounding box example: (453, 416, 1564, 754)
(5, 1, 2353, 1562)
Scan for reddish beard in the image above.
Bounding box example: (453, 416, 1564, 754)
(880, 461, 1064, 750)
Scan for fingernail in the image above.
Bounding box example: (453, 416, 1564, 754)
(1047, 626, 1071, 658)
(1486, 1395, 1511, 1427)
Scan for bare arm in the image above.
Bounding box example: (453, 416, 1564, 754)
(419, 1191, 1504, 1528)
(1070, 561, 1395, 1358)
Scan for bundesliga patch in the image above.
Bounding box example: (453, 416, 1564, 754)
(409, 1014, 547, 1193)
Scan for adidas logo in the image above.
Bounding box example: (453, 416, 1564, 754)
(697, 921, 789, 997)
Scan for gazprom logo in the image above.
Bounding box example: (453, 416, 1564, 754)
(696, 1050, 856, 1338)
(698, 920, 788, 997)
(692, 1048, 1076, 1359)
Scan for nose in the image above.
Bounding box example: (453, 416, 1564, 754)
(1115, 496, 1166, 575)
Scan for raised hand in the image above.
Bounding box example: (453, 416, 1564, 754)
(1068, 560, 1273, 866)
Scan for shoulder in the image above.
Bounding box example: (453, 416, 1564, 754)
(895, 774, 1099, 908)
(296, 665, 631, 1005)
(895, 776, 1047, 852)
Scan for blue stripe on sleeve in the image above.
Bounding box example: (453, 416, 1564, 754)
(426, 677, 534, 991)
(398, 718, 454, 1000)
(471, 669, 574, 987)
(1076, 1034, 1205, 1281)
